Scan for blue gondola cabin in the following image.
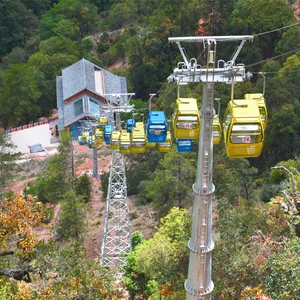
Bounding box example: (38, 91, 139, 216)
(126, 119, 136, 133)
(147, 111, 168, 143)
(176, 139, 193, 152)
(104, 125, 114, 145)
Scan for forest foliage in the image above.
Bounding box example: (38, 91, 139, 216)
(1, 0, 300, 299)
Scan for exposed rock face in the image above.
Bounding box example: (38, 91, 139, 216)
(290, 0, 300, 21)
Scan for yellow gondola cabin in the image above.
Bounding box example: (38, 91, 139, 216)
(81, 131, 90, 146)
(131, 123, 146, 154)
(146, 140, 157, 148)
(88, 135, 100, 149)
(173, 98, 200, 139)
(244, 93, 268, 130)
(110, 131, 120, 150)
(99, 117, 108, 128)
(213, 115, 221, 145)
(223, 99, 264, 158)
(158, 131, 172, 152)
(95, 128, 104, 144)
(119, 130, 131, 154)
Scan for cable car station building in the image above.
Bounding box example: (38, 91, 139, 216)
(56, 58, 127, 139)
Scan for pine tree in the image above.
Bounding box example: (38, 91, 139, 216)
(0, 130, 17, 192)
(56, 190, 86, 240)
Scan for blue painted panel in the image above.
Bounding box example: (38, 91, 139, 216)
(70, 122, 79, 140)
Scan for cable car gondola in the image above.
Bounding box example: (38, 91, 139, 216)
(88, 135, 99, 149)
(95, 128, 104, 144)
(99, 116, 108, 128)
(78, 135, 85, 145)
(126, 119, 136, 133)
(176, 139, 193, 152)
(110, 131, 120, 150)
(213, 115, 221, 145)
(223, 99, 264, 158)
(146, 140, 157, 148)
(146, 111, 168, 143)
(244, 93, 268, 130)
(131, 122, 146, 154)
(78, 131, 90, 145)
(120, 130, 131, 154)
(158, 131, 172, 152)
(104, 124, 114, 145)
(173, 98, 200, 139)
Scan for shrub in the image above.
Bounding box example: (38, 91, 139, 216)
(75, 173, 92, 202)
(100, 172, 109, 197)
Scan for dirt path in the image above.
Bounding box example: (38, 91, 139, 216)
(35, 204, 61, 242)
(83, 178, 106, 261)
(128, 196, 157, 239)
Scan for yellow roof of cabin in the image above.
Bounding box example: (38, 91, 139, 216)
(112, 131, 120, 138)
(231, 99, 260, 119)
(131, 126, 145, 138)
(177, 98, 198, 110)
(244, 93, 263, 100)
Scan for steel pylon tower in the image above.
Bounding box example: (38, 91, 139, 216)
(100, 150, 130, 273)
(100, 94, 134, 275)
(168, 36, 253, 299)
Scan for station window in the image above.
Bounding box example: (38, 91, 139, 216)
(74, 98, 83, 116)
(89, 98, 100, 116)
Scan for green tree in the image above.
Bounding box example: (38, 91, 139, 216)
(56, 190, 87, 240)
(33, 155, 70, 203)
(39, 36, 81, 57)
(100, 171, 109, 197)
(131, 231, 145, 251)
(278, 53, 300, 105)
(20, 0, 58, 17)
(2, 240, 122, 299)
(40, 0, 99, 39)
(213, 197, 291, 298)
(26, 132, 74, 203)
(214, 154, 259, 202)
(106, 2, 131, 29)
(139, 148, 195, 215)
(0, 132, 17, 192)
(0, 64, 44, 127)
(0, 0, 39, 58)
(1, 47, 28, 69)
(28, 52, 78, 115)
(54, 19, 80, 39)
(275, 27, 300, 55)
(57, 131, 74, 185)
(265, 103, 300, 164)
(89, 0, 115, 12)
(264, 237, 300, 300)
(75, 173, 91, 202)
(230, 0, 295, 53)
(124, 207, 191, 299)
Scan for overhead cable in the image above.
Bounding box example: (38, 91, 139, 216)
(252, 69, 300, 74)
(254, 21, 300, 37)
(246, 47, 300, 68)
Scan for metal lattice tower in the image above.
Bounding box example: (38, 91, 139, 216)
(168, 36, 253, 299)
(100, 93, 134, 274)
(100, 150, 130, 273)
